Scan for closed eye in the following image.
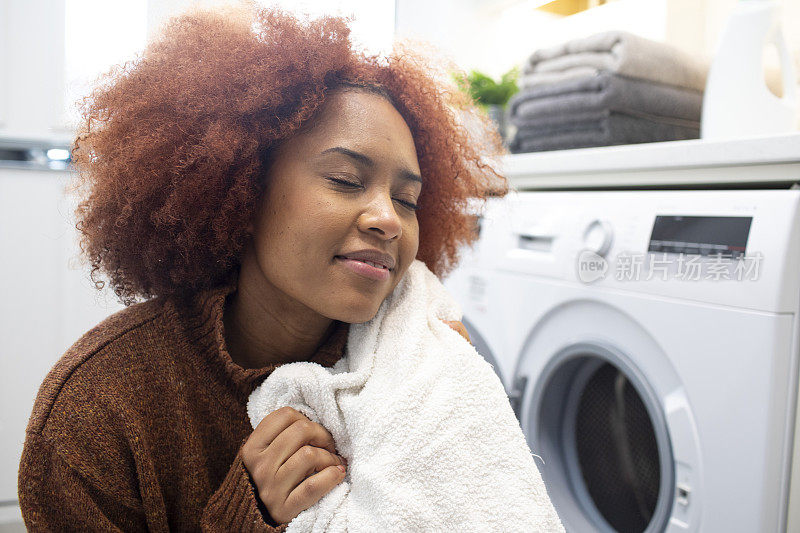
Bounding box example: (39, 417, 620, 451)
(396, 198, 419, 211)
(326, 176, 419, 212)
(326, 176, 361, 188)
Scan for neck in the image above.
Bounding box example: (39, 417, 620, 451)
(222, 251, 335, 369)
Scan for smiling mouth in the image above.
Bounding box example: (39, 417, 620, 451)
(334, 256, 392, 281)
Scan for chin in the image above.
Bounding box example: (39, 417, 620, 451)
(329, 298, 384, 324)
(339, 307, 381, 324)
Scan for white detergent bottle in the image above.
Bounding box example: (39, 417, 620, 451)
(701, 0, 798, 139)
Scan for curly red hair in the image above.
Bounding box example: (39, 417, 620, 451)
(69, 4, 508, 306)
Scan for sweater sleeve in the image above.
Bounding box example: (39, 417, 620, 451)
(201, 439, 289, 532)
(18, 432, 150, 532)
(19, 433, 291, 533)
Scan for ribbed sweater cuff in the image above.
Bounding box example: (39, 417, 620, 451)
(202, 444, 288, 532)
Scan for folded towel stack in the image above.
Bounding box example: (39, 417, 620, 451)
(508, 31, 708, 153)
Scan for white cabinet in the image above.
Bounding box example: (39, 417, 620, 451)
(0, 166, 124, 527)
(0, 0, 67, 139)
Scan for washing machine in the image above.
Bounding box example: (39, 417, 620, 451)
(442, 205, 516, 395)
(444, 189, 800, 532)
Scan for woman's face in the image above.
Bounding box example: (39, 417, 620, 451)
(246, 89, 421, 324)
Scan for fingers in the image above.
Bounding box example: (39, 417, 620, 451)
(265, 417, 338, 469)
(242, 406, 347, 525)
(444, 320, 471, 344)
(248, 406, 337, 456)
(284, 463, 347, 517)
(276, 444, 345, 489)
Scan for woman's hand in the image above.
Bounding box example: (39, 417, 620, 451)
(444, 320, 471, 344)
(241, 406, 347, 525)
(242, 323, 466, 524)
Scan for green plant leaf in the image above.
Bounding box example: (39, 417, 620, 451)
(457, 67, 521, 107)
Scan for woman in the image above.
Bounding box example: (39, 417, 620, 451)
(18, 4, 506, 532)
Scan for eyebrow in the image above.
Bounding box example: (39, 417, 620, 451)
(320, 146, 423, 184)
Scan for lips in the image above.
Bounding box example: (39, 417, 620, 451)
(344, 258, 389, 270)
(335, 249, 396, 271)
(335, 256, 392, 281)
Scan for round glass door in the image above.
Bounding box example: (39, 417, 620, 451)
(527, 342, 674, 533)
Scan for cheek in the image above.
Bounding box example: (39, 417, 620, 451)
(385, 220, 419, 289)
(403, 219, 420, 261)
(251, 204, 299, 276)
(255, 196, 345, 277)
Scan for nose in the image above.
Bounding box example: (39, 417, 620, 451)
(357, 188, 402, 241)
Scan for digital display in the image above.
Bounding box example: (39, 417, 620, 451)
(648, 216, 752, 258)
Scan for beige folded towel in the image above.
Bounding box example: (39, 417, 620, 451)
(522, 31, 708, 91)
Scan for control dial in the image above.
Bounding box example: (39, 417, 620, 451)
(582, 219, 614, 257)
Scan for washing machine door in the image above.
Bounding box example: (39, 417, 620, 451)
(514, 300, 700, 533)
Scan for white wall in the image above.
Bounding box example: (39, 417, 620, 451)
(147, 0, 202, 41)
(396, 0, 670, 79)
(396, 0, 800, 85)
(147, 0, 395, 54)
(667, 0, 800, 96)
(3, 0, 799, 142)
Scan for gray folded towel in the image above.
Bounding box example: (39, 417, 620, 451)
(520, 67, 603, 89)
(508, 72, 704, 125)
(522, 31, 708, 91)
(509, 110, 700, 153)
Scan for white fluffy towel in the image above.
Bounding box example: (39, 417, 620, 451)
(247, 259, 564, 532)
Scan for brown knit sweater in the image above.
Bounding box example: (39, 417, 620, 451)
(18, 276, 350, 532)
